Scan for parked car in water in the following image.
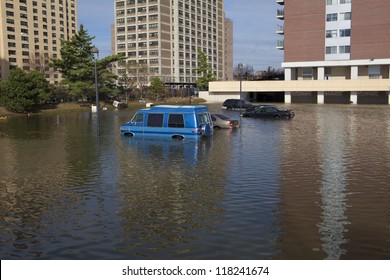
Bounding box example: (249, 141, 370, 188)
(222, 99, 256, 111)
(211, 114, 239, 129)
(120, 105, 213, 140)
(242, 105, 295, 119)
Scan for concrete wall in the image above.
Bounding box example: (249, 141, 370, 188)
(209, 79, 390, 93)
(199, 91, 240, 103)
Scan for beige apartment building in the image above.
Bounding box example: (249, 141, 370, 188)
(207, 0, 390, 104)
(0, 0, 78, 84)
(224, 17, 233, 81)
(114, 0, 232, 91)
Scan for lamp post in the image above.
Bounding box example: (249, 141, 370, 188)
(238, 63, 243, 117)
(91, 47, 99, 136)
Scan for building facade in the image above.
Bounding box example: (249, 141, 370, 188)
(0, 0, 78, 84)
(206, 0, 390, 105)
(279, 0, 390, 104)
(114, 0, 231, 89)
(224, 17, 233, 81)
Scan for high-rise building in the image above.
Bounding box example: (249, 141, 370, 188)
(278, 0, 390, 104)
(114, 0, 231, 89)
(224, 17, 233, 81)
(0, 0, 78, 84)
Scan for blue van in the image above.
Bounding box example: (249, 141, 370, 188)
(120, 105, 213, 140)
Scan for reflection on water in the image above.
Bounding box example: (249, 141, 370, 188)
(317, 111, 349, 259)
(1, 105, 390, 259)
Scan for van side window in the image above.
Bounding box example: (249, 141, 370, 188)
(168, 114, 185, 128)
(197, 113, 210, 125)
(132, 113, 143, 123)
(147, 113, 163, 127)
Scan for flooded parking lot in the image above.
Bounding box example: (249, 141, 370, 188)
(0, 104, 389, 259)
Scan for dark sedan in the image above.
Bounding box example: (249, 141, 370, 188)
(222, 99, 256, 111)
(242, 105, 295, 119)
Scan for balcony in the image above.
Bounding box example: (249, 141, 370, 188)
(277, 9, 284, 20)
(276, 24, 284, 35)
(276, 0, 284, 5)
(277, 40, 284, 50)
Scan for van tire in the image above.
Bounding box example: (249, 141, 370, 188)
(172, 135, 184, 140)
(124, 132, 135, 137)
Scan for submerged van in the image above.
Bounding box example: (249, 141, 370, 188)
(120, 105, 213, 140)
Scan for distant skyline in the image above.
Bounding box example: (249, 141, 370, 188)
(78, 0, 284, 71)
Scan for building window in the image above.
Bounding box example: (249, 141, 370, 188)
(339, 45, 350, 54)
(340, 0, 351, 4)
(326, 46, 337, 54)
(326, 30, 338, 38)
(326, 13, 338, 22)
(339, 29, 351, 37)
(368, 65, 381, 79)
(326, 0, 336, 5)
(340, 12, 351, 20)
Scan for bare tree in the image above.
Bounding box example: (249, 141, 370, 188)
(122, 61, 150, 100)
(117, 73, 137, 102)
(254, 67, 284, 80)
(233, 64, 254, 80)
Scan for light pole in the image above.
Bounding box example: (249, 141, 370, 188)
(238, 63, 243, 117)
(91, 47, 99, 136)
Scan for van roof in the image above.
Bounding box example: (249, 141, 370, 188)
(137, 105, 209, 113)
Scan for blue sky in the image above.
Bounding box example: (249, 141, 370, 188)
(78, 0, 284, 71)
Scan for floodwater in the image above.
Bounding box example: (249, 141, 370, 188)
(0, 104, 389, 260)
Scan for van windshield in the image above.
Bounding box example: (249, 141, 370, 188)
(131, 113, 143, 123)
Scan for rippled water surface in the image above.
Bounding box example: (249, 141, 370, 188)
(1, 104, 390, 259)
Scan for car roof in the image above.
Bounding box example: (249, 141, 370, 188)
(212, 113, 231, 119)
(137, 105, 208, 113)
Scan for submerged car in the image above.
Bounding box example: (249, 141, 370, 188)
(242, 105, 295, 119)
(211, 114, 239, 129)
(120, 105, 213, 140)
(222, 99, 256, 111)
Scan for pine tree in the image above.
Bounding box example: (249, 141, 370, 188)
(51, 25, 124, 101)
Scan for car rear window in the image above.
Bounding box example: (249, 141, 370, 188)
(214, 114, 229, 120)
